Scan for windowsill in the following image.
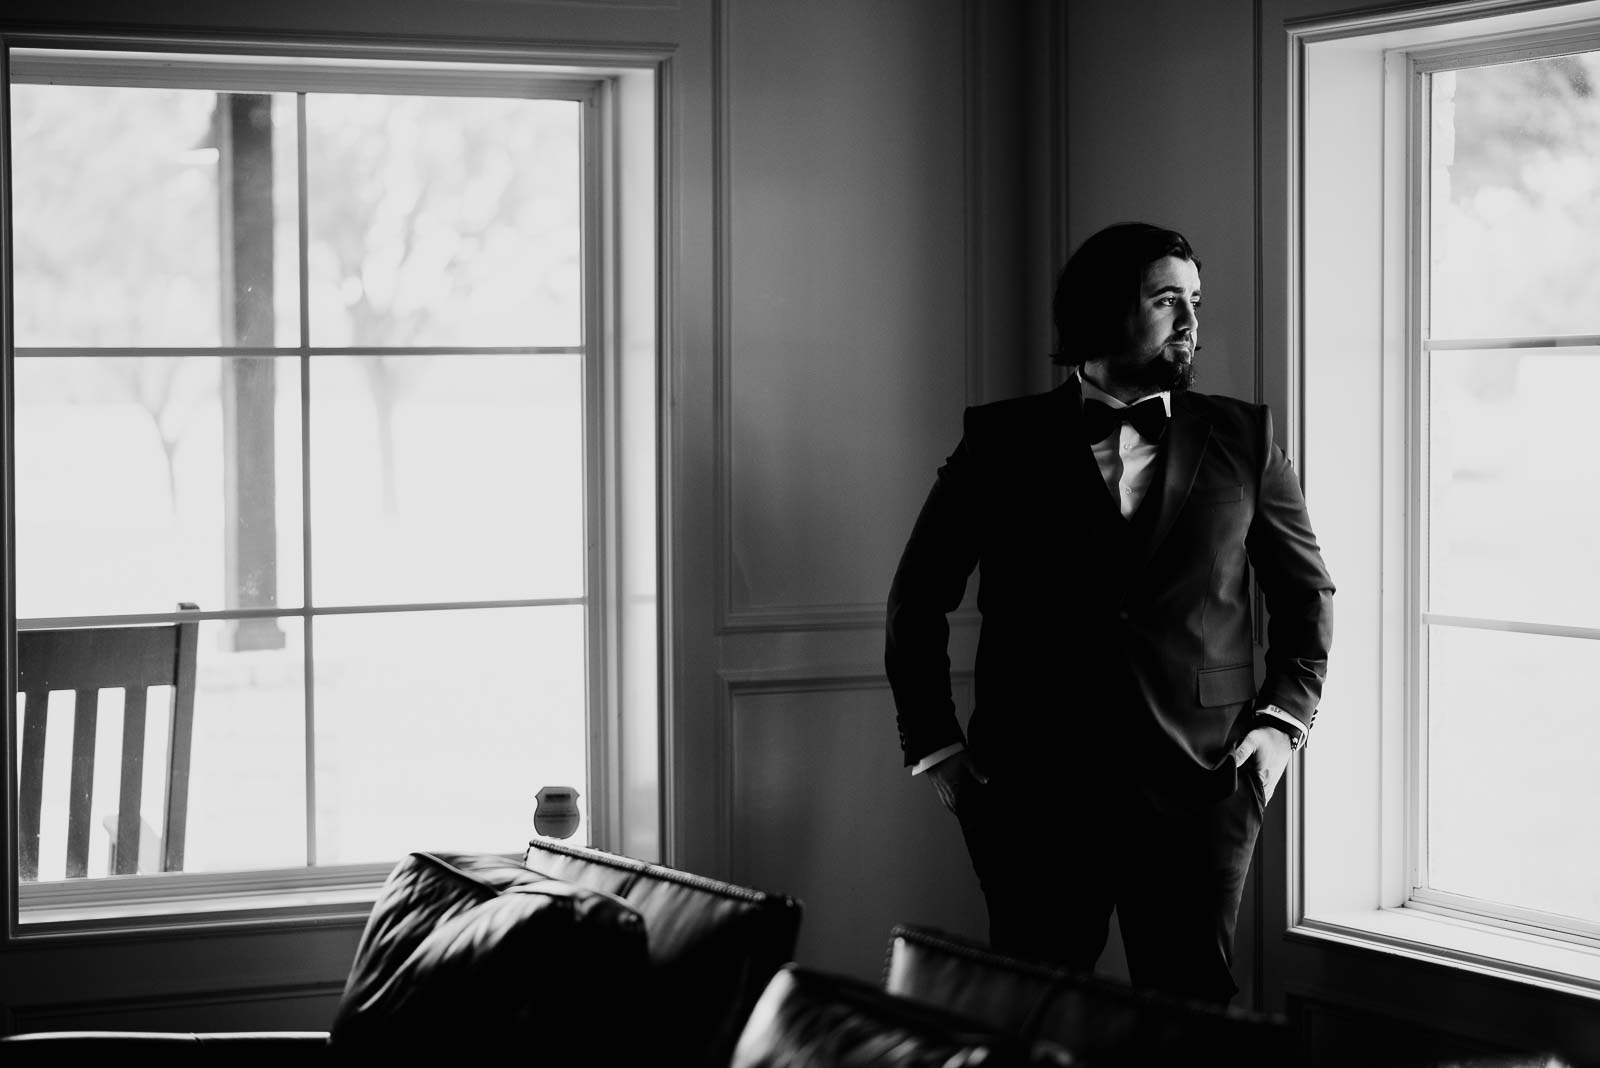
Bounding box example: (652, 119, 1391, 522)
(16, 882, 383, 939)
(1293, 906, 1600, 1001)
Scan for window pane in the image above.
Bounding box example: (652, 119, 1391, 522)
(309, 354, 584, 606)
(312, 607, 588, 866)
(1427, 349, 1600, 628)
(16, 617, 306, 882)
(304, 94, 582, 348)
(10, 84, 299, 348)
(1427, 625, 1600, 925)
(15, 356, 305, 619)
(1431, 53, 1600, 338)
(183, 616, 309, 874)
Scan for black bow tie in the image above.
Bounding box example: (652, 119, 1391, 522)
(1082, 397, 1168, 443)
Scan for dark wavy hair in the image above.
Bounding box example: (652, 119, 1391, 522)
(1050, 222, 1200, 367)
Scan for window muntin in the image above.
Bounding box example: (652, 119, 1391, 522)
(1419, 46, 1600, 936)
(8, 50, 600, 899)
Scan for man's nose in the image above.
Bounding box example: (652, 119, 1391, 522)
(1176, 300, 1198, 331)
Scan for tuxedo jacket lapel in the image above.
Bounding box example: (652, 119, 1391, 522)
(1140, 395, 1211, 567)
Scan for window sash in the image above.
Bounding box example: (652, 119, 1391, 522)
(5, 45, 616, 915)
(1409, 53, 1600, 940)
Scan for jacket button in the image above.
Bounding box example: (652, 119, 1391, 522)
(1117, 609, 1130, 621)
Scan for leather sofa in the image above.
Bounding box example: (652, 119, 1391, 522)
(0, 841, 803, 1063)
(725, 925, 1296, 1067)
(728, 925, 1580, 1068)
(730, 963, 1074, 1067)
(883, 923, 1298, 1067)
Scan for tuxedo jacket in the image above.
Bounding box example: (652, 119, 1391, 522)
(884, 378, 1334, 799)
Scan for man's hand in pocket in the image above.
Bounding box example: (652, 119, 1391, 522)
(926, 750, 988, 813)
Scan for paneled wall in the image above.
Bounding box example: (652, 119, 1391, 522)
(701, 0, 1034, 979)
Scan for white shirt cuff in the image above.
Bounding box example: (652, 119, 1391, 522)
(1256, 704, 1308, 749)
(911, 742, 966, 775)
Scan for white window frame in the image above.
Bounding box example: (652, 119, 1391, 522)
(1, 34, 662, 937)
(1289, 0, 1600, 998)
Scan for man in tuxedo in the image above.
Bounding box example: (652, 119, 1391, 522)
(884, 222, 1334, 1005)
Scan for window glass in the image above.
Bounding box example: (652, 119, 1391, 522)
(1427, 626, 1600, 925)
(13, 355, 305, 619)
(312, 606, 588, 865)
(1431, 53, 1600, 339)
(10, 86, 300, 348)
(304, 94, 583, 348)
(308, 353, 585, 606)
(1427, 349, 1600, 630)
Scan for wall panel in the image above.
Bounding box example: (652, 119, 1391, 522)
(727, 675, 985, 981)
(724, 0, 970, 621)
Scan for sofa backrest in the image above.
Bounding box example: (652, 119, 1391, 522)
(730, 964, 1069, 1067)
(525, 839, 803, 1067)
(885, 924, 1300, 1067)
(332, 851, 648, 1056)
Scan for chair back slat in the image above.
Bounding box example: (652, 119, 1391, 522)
(18, 690, 49, 883)
(14, 604, 200, 882)
(161, 615, 199, 873)
(115, 685, 150, 876)
(66, 687, 102, 879)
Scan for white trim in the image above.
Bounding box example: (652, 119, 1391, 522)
(15, 346, 587, 358)
(1296, 908, 1600, 1001)
(580, 82, 613, 850)
(1426, 336, 1600, 351)
(1287, 0, 1600, 47)
(18, 598, 590, 630)
(1409, 44, 1435, 920)
(1409, 889, 1600, 949)
(297, 77, 317, 870)
(1409, 15, 1600, 70)
(9, 48, 603, 99)
(1424, 614, 1600, 641)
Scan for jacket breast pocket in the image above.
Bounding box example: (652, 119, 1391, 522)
(1196, 663, 1257, 707)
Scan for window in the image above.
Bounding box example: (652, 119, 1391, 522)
(4, 44, 660, 924)
(1292, 0, 1600, 991)
(1417, 45, 1600, 936)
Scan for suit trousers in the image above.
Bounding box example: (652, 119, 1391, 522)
(952, 758, 1266, 1005)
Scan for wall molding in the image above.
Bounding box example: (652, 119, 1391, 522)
(458, 0, 677, 7)
(713, 0, 987, 634)
(6, 978, 346, 1034)
(713, 667, 976, 879)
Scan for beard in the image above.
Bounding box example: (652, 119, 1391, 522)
(1127, 344, 1197, 393)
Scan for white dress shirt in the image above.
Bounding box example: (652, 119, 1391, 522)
(1080, 373, 1169, 519)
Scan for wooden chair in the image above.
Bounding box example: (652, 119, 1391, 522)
(15, 603, 200, 881)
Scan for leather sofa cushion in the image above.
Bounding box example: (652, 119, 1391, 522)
(885, 924, 1298, 1067)
(525, 839, 802, 1067)
(331, 851, 646, 1053)
(730, 964, 1071, 1067)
